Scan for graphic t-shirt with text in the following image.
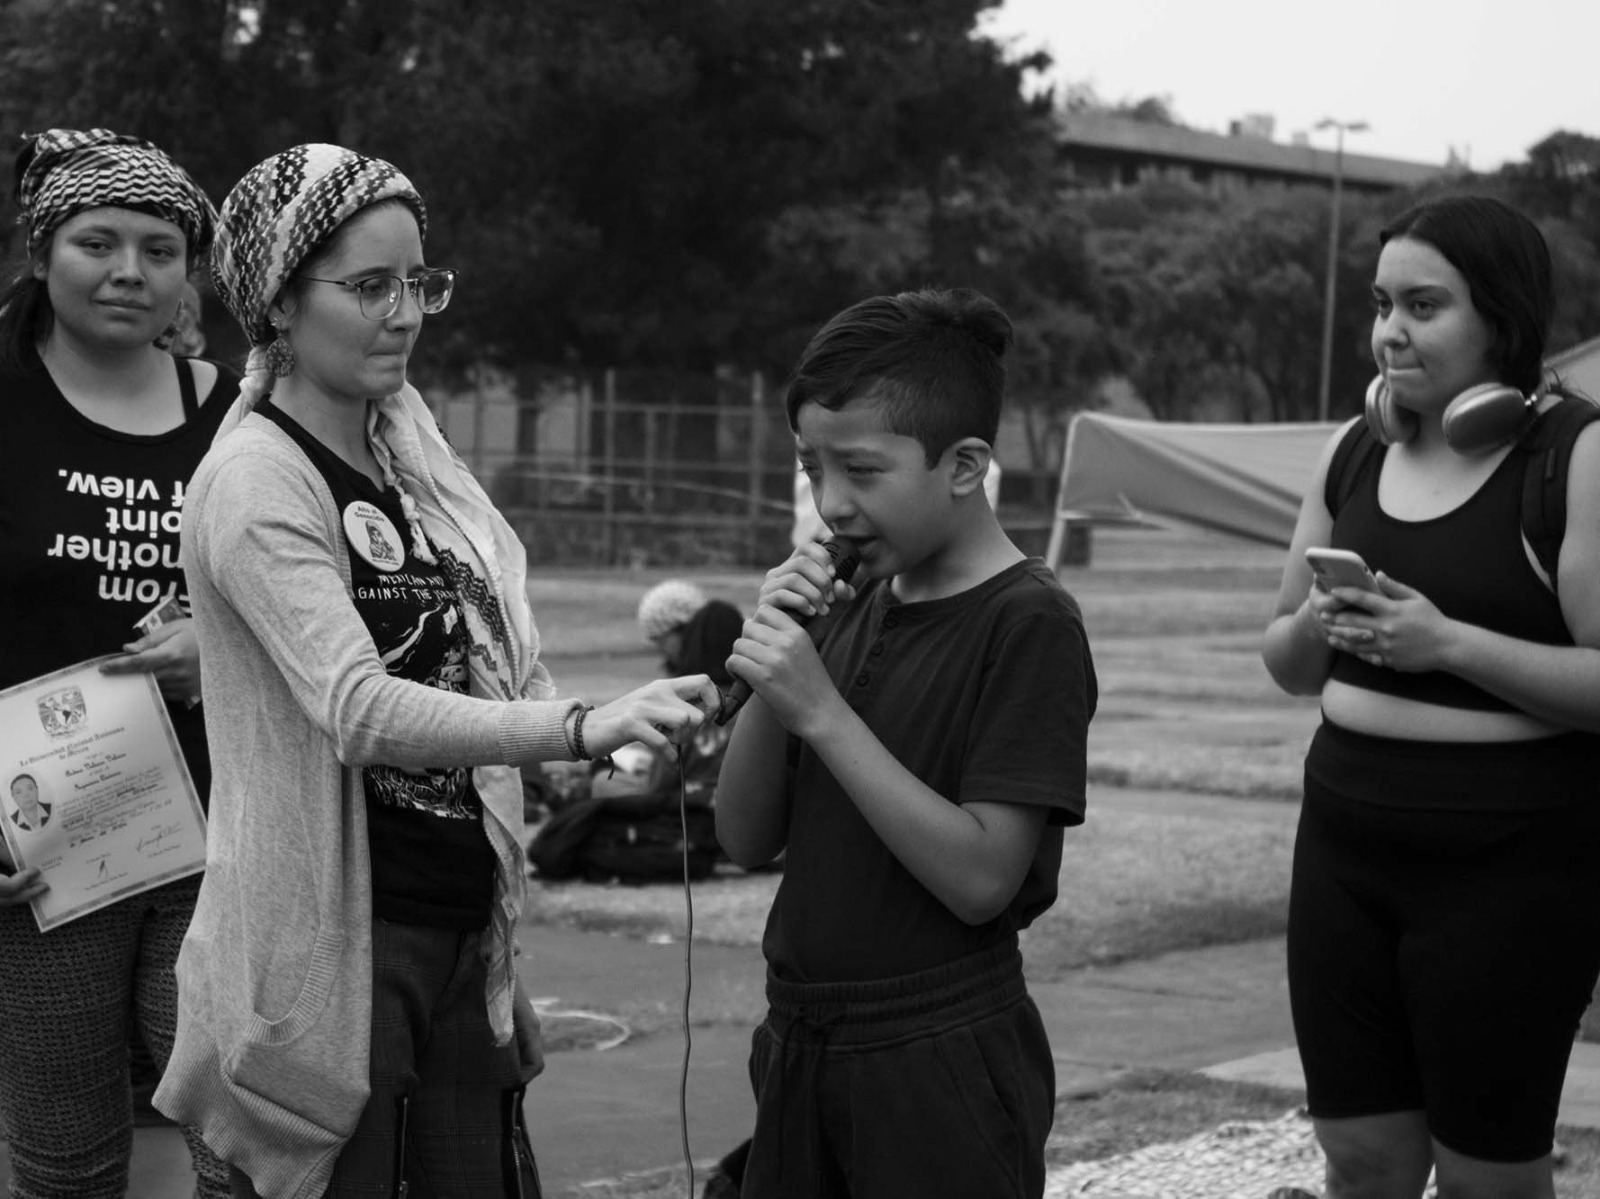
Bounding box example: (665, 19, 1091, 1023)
(258, 400, 495, 930)
(0, 349, 239, 807)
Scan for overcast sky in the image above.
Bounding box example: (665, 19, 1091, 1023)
(981, 0, 1599, 171)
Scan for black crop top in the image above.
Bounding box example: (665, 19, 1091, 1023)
(1328, 437, 1571, 710)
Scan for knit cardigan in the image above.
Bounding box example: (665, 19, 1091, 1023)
(155, 414, 575, 1199)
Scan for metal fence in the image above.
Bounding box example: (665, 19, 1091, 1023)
(436, 366, 798, 567)
(433, 364, 1067, 568)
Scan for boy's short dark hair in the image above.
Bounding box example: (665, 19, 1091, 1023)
(784, 288, 1013, 466)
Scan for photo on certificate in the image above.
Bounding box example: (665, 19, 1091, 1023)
(0, 657, 207, 931)
(7, 770, 55, 832)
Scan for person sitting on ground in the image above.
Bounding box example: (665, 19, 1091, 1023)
(634, 582, 745, 805)
(526, 580, 718, 821)
(637, 577, 710, 674)
(529, 586, 745, 882)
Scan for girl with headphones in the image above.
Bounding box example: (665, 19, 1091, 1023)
(1263, 195, 1600, 1199)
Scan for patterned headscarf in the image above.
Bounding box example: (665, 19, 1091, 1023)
(211, 143, 426, 351)
(15, 128, 216, 258)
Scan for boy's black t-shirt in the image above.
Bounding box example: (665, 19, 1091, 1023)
(0, 348, 239, 809)
(762, 558, 1097, 984)
(258, 400, 495, 930)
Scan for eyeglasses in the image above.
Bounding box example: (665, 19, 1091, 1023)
(295, 268, 456, 320)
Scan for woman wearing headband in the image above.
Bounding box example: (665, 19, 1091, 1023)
(0, 128, 234, 1198)
(155, 145, 720, 1198)
(1263, 195, 1600, 1198)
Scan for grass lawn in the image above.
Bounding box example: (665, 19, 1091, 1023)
(527, 526, 1309, 985)
(1062, 528, 1320, 800)
(528, 785, 1299, 990)
(527, 526, 1323, 802)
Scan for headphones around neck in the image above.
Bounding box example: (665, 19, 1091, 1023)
(1364, 374, 1539, 453)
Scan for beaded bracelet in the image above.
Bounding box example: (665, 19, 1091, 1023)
(572, 704, 594, 760)
(562, 704, 580, 759)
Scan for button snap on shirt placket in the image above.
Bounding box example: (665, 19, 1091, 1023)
(856, 606, 897, 689)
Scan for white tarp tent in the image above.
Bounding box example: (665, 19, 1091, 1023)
(1044, 336, 1600, 567)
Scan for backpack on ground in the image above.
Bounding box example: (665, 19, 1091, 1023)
(579, 802, 718, 883)
(528, 790, 719, 883)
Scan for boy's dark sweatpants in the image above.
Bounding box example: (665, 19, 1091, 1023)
(741, 942, 1053, 1199)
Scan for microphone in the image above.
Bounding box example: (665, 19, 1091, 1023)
(715, 536, 860, 726)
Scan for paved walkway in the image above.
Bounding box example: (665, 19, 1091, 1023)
(19, 927, 1597, 1197)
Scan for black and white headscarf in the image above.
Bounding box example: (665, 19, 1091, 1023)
(14, 128, 216, 258)
(209, 143, 426, 352)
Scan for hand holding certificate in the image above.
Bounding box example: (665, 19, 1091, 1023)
(0, 656, 207, 931)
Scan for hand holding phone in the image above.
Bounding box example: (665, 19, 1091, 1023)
(1305, 547, 1381, 596)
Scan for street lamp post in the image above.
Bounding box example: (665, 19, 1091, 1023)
(1315, 118, 1368, 422)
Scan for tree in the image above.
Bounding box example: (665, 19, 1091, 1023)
(1070, 178, 1387, 422)
(497, 0, 1056, 373)
(1059, 83, 1182, 127)
(0, 0, 1059, 379)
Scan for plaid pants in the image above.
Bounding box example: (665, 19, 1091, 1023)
(230, 919, 541, 1198)
(0, 875, 230, 1199)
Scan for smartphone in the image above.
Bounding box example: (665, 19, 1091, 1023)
(134, 595, 185, 637)
(1304, 547, 1380, 594)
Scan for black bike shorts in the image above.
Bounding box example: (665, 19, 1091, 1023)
(1288, 721, 1600, 1162)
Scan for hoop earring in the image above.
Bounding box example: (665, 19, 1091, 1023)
(264, 324, 295, 378)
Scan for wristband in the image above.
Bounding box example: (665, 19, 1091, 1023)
(563, 704, 580, 759)
(572, 704, 594, 761)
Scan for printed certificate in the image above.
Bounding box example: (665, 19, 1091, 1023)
(0, 657, 206, 931)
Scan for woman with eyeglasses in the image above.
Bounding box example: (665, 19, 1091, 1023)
(154, 145, 721, 1199)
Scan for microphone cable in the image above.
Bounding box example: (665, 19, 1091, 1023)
(675, 753, 696, 1199)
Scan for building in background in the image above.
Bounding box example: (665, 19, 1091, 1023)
(1053, 111, 1444, 195)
